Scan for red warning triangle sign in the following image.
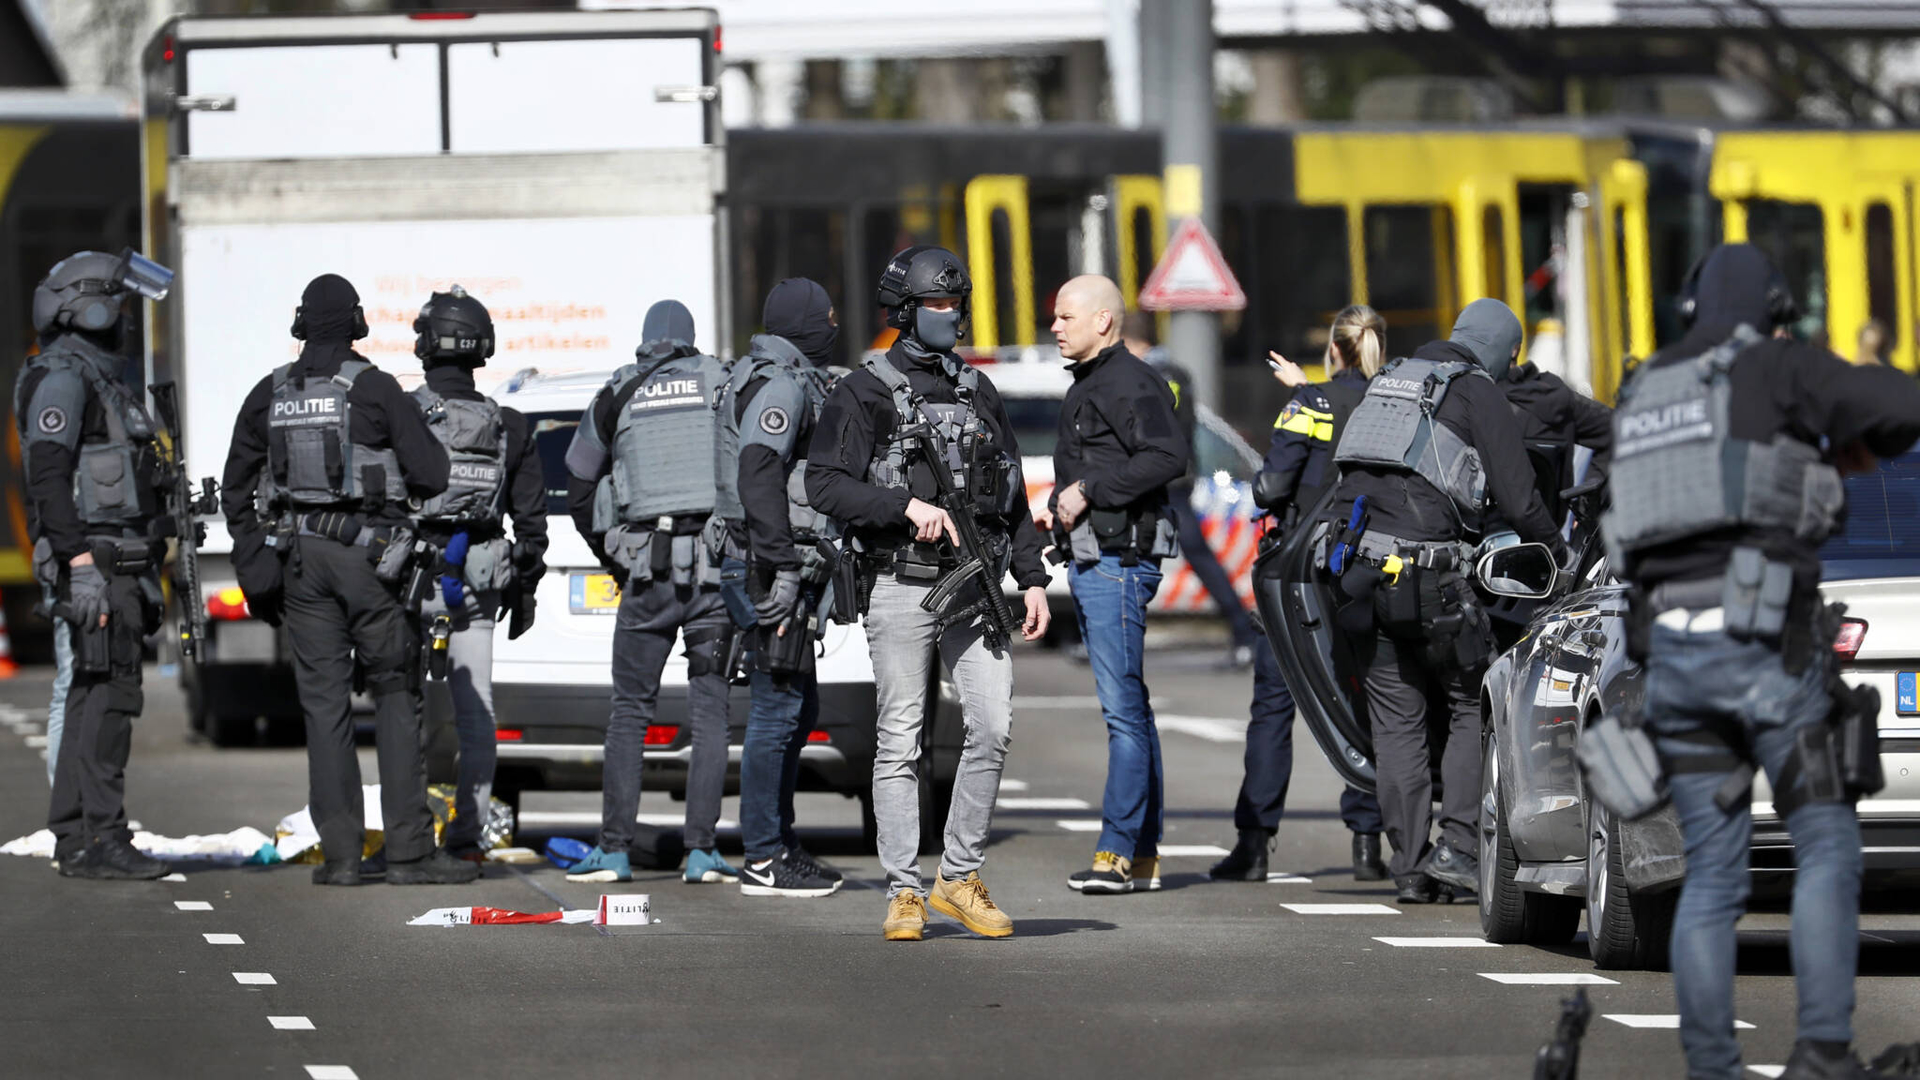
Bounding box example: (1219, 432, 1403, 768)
(1138, 217, 1246, 312)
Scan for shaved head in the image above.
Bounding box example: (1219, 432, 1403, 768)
(1052, 274, 1125, 363)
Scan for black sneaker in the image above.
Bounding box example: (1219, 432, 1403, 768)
(1208, 830, 1269, 882)
(312, 859, 362, 886)
(1351, 833, 1388, 881)
(93, 838, 169, 881)
(788, 846, 843, 884)
(55, 844, 102, 879)
(387, 848, 481, 885)
(1419, 842, 1478, 894)
(1069, 852, 1133, 894)
(739, 849, 841, 898)
(1394, 873, 1438, 905)
(1784, 1040, 1898, 1080)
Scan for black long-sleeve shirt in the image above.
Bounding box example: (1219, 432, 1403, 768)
(804, 341, 1050, 590)
(1333, 340, 1561, 545)
(416, 364, 548, 573)
(222, 341, 449, 536)
(15, 335, 160, 560)
(1052, 343, 1189, 515)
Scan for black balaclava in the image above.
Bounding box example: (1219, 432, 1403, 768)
(1450, 297, 1524, 380)
(1691, 243, 1777, 338)
(763, 277, 837, 366)
(300, 274, 362, 343)
(637, 299, 697, 362)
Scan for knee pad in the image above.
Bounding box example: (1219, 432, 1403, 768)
(682, 624, 731, 679)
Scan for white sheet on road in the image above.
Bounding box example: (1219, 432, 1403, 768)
(2, 826, 278, 863)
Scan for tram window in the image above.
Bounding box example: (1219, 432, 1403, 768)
(1219, 203, 1250, 363)
(1482, 205, 1508, 304)
(1518, 185, 1563, 325)
(1248, 204, 1348, 366)
(1866, 201, 1897, 355)
(1364, 205, 1449, 355)
(989, 207, 1017, 351)
(1030, 186, 1079, 344)
(732, 204, 847, 359)
(1131, 206, 1156, 297)
(1746, 200, 1826, 345)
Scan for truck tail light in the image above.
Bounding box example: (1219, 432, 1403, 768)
(409, 11, 474, 19)
(1834, 618, 1868, 663)
(495, 728, 524, 742)
(644, 724, 679, 746)
(206, 587, 250, 621)
(807, 729, 830, 743)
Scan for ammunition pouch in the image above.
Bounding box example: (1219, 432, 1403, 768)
(1832, 681, 1886, 800)
(603, 525, 656, 587)
(87, 536, 154, 576)
(1723, 545, 1793, 645)
(890, 542, 946, 583)
(972, 454, 1021, 520)
(1576, 712, 1671, 822)
(460, 536, 514, 594)
(369, 525, 417, 584)
(1066, 507, 1179, 568)
(829, 544, 862, 625)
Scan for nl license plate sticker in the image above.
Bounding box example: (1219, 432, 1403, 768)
(570, 573, 621, 615)
(1898, 672, 1918, 716)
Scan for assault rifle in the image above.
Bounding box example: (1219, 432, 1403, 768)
(1531, 989, 1591, 1080)
(894, 419, 1022, 651)
(148, 382, 219, 662)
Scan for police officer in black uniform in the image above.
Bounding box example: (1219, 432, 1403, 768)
(406, 287, 548, 860)
(15, 249, 174, 880)
(1331, 297, 1565, 904)
(223, 273, 473, 886)
(1499, 348, 1613, 489)
(1604, 244, 1920, 1080)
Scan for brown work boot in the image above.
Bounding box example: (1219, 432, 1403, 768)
(882, 891, 927, 942)
(929, 871, 1014, 938)
(1131, 854, 1162, 892)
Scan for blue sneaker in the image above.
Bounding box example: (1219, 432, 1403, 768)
(564, 846, 631, 883)
(684, 848, 740, 884)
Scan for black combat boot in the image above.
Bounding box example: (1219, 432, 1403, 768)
(1782, 1040, 1898, 1079)
(1419, 841, 1479, 894)
(1207, 829, 1269, 881)
(1394, 873, 1437, 905)
(311, 859, 361, 886)
(388, 848, 481, 885)
(1351, 833, 1387, 881)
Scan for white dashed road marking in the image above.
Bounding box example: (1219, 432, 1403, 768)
(1157, 845, 1230, 857)
(1604, 1015, 1753, 1030)
(1750, 1068, 1786, 1078)
(203, 933, 244, 945)
(998, 779, 1029, 792)
(233, 972, 276, 985)
(160, 873, 187, 883)
(305, 1068, 359, 1080)
(1374, 937, 1500, 948)
(1282, 903, 1401, 915)
(1155, 715, 1247, 743)
(1265, 873, 1313, 884)
(174, 901, 212, 911)
(269, 1016, 315, 1031)
(1055, 819, 1102, 832)
(995, 797, 1091, 811)
(23, 735, 45, 748)
(1479, 973, 1618, 986)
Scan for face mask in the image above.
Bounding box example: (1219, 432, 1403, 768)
(913, 306, 962, 352)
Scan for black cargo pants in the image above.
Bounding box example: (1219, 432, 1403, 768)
(49, 571, 147, 859)
(284, 535, 434, 864)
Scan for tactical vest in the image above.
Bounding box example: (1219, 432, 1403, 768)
(1601, 326, 1844, 570)
(410, 386, 508, 527)
(15, 342, 156, 529)
(865, 352, 984, 493)
(715, 335, 831, 536)
(607, 351, 728, 524)
(266, 360, 407, 511)
(1333, 357, 1489, 530)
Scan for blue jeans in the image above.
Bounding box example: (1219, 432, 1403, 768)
(1070, 554, 1163, 860)
(47, 586, 71, 787)
(740, 666, 819, 862)
(1644, 622, 1861, 1080)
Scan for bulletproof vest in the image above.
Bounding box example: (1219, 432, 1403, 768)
(865, 352, 983, 494)
(714, 335, 830, 533)
(410, 386, 508, 527)
(1601, 326, 1845, 571)
(1333, 357, 1489, 530)
(266, 360, 407, 511)
(607, 351, 728, 524)
(17, 341, 156, 529)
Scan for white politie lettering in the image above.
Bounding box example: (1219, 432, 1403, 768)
(1617, 399, 1712, 456)
(271, 397, 339, 417)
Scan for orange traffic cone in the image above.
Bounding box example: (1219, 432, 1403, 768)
(0, 603, 19, 679)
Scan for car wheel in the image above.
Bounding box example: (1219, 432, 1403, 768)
(1587, 802, 1677, 970)
(1480, 731, 1581, 945)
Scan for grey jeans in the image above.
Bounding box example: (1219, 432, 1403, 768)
(866, 573, 1015, 898)
(419, 589, 498, 849)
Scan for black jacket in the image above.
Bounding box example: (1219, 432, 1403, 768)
(222, 342, 449, 536)
(1260, 367, 1368, 525)
(1627, 325, 1920, 592)
(1052, 343, 1189, 518)
(804, 341, 1049, 590)
(15, 336, 159, 561)
(415, 365, 549, 574)
(1332, 340, 1561, 546)
(1502, 363, 1614, 483)
(733, 354, 820, 571)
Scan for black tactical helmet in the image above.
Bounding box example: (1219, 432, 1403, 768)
(413, 285, 495, 364)
(877, 245, 971, 334)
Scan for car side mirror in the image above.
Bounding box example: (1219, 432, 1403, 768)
(1478, 542, 1561, 600)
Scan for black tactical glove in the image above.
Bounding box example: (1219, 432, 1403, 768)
(64, 561, 110, 627)
(508, 591, 536, 640)
(754, 568, 803, 627)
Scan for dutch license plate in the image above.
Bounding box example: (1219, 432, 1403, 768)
(1898, 672, 1917, 716)
(569, 572, 621, 615)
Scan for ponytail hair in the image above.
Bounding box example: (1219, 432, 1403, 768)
(1330, 304, 1387, 378)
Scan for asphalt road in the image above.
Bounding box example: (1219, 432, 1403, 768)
(2, 645, 1917, 1080)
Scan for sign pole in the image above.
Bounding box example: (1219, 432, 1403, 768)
(1162, 0, 1220, 413)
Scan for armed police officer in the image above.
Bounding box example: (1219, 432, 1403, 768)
(562, 300, 738, 886)
(1045, 276, 1187, 895)
(720, 278, 843, 898)
(224, 273, 472, 886)
(15, 249, 174, 880)
(807, 246, 1051, 941)
(1601, 244, 1920, 1080)
(1331, 297, 1565, 904)
(1211, 304, 1388, 884)
(406, 287, 548, 861)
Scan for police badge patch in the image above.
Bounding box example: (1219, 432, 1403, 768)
(36, 406, 67, 436)
(759, 407, 790, 436)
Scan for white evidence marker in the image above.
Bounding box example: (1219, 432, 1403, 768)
(1055, 820, 1102, 832)
(1374, 937, 1501, 948)
(995, 797, 1091, 811)
(232, 972, 276, 985)
(1157, 845, 1231, 858)
(1281, 903, 1401, 915)
(203, 933, 244, 945)
(175, 901, 213, 911)
(1603, 1015, 1753, 1030)
(1266, 873, 1313, 884)
(270, 1016, 315, 1031)
(305, 1068, 358, 1080)
(1478, 973, 1617, 986)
